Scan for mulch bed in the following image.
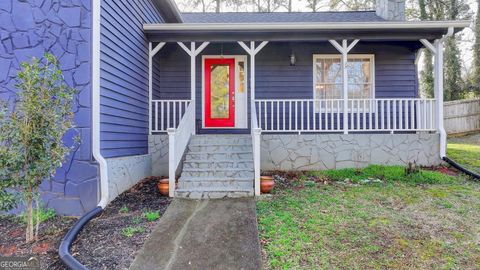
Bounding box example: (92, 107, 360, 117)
(0, 177, 171, 270)
(0, 214, 76, 269)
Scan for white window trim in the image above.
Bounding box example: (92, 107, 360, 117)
(201, 55, 248, 129)
(312, 54, 375, 113)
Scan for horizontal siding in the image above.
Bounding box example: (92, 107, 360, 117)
(154, 41, 420, 133)
(100, 0, 163, 157)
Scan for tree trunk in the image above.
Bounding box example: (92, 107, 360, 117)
(25, 197, 34, 243)
(215, 0, 220, 12)
(288, 0, 292, 11)
(35, 197, 40, 241)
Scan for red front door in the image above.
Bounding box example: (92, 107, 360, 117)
(205, 58, 235, 127)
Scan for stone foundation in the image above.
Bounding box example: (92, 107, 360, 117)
(148, 135, 169, 176)
(106, 154, 152, 202)
(261, 133, 441, 171)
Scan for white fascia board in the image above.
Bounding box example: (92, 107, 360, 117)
(143, 20, 471, 32)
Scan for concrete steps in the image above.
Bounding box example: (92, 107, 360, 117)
(175, 135, 254, 199)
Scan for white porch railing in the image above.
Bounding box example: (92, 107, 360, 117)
(167, 102, 195, 197)
(251, 103, 261, 196)
(254, 98, 436, 133)
(151, 100, 191, 132)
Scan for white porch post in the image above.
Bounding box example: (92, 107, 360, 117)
(148, 42, 166, 134)
(238, 41, 268, 196)
(434, 39, 446, 157)
(238, 41, 269, 110)
(328, 39, 359, 134)
(420, 27, 452, 158)
(168, 128, 175, 197)
(178, 42, 210, 134)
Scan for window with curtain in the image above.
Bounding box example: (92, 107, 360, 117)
(313, 54, 374, 101)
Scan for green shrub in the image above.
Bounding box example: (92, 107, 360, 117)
(121, 226, 144, 237)
(20, 208, 56, 226)
(0, 53, 76, 242)
(132, 216, 142, 224)
(143, 211, 160, 222)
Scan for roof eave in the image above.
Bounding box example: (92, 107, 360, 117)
(144, 20, 470, 31)
(143, 20, 471, 42)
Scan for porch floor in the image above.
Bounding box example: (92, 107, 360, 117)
(129, 198, 262, 270)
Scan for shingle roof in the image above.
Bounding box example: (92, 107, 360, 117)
(180, 11, 385, 23)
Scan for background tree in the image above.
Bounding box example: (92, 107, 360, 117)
(281, 0, 293, 12)
(418, 0, 435, 98)
(191, 0, 209, 12)
(329, 0, 375, 10)
(252, 0, 286, 12)
(443, 0, 470, 100)
(416, 0, 471, 100)
(305, 0, 324, 11)
(473, 0, 480, 95)
(0, 54, 76, 242)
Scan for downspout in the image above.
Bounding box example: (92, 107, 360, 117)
(91, 0, 109, 208)
(59, 0, 108, 268)
(438, 26, 454, 158)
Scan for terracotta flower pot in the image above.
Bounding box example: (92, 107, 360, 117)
(157, 178, 169, 196)
(260, 176, 275, 194)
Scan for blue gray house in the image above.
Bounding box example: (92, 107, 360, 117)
(0, 0, 469, 215)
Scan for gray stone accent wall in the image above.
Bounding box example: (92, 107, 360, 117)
(376, 0, 405, 21)
(261, 133, 441, 171)
(149, 135, 169, 177)
(106, 154, 152, 202)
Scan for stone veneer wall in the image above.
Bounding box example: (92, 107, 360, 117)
(0, 0, 98, 215)
(261, 133, 441, 171)
(106, 154, 152, 202)
(148, 135, 169, 177)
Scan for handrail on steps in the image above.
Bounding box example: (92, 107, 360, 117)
(251, 102, 261, 196)
(167, 103, 195, 197)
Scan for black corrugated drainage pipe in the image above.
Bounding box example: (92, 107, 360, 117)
(443, 156, 480, 180)
(59, 206, 103, 270)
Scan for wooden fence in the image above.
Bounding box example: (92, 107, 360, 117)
(444, 98, 480, 135)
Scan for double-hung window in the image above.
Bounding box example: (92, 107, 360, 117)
(313, 54, 374, 112)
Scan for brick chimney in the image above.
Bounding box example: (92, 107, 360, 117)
(376, 0, 405, 21)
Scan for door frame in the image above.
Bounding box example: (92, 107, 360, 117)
(202, 55, 248, 129)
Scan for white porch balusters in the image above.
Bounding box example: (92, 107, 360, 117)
(178, 41, 210, 133)
(420, 27, 452, 158)
(148, 42, 166, 135)
(238, 41, 269, 196)
(328, 39, 359, 134)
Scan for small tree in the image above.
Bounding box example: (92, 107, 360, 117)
(0, 53, 76, 242)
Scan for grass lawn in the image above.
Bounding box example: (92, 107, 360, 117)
(447, 133, 480, 174)
(257, 166, 480, 269)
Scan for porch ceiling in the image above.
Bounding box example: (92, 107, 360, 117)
(144, 20, 470, 42)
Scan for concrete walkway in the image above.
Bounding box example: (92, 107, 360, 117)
(129, 198, 262, 270)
